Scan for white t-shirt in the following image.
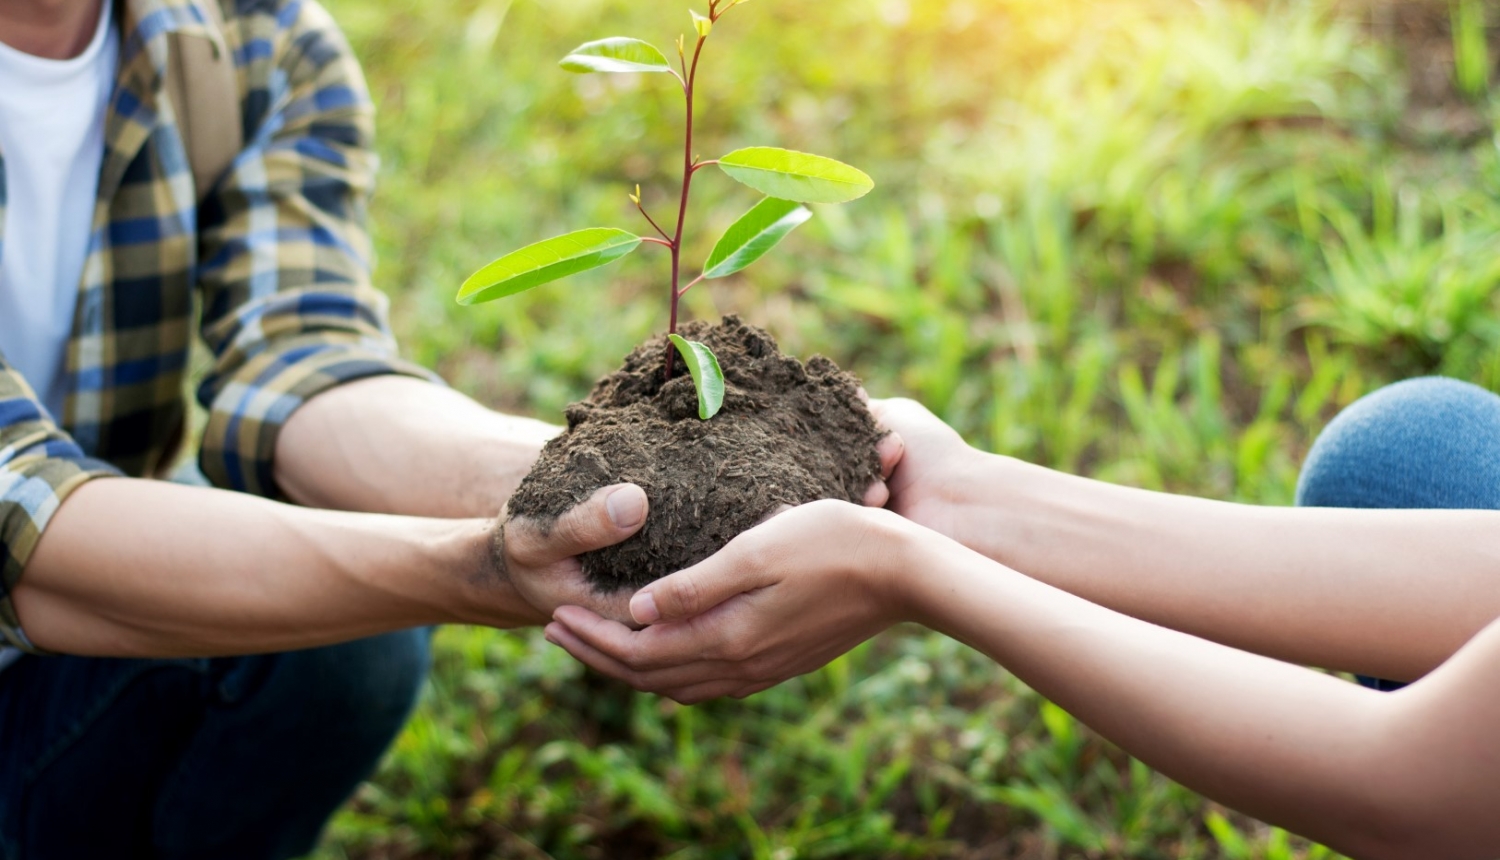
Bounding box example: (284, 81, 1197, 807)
(0, 1, 118, 420)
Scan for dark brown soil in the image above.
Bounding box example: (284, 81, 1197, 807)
(507, 316, 885, 591)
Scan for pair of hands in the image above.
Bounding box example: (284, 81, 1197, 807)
(497, 398, 979, 703)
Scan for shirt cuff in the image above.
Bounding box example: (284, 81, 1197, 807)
(1, 452, 123, 654)
(199, 337, 441, 498)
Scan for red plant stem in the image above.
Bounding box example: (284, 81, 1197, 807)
(664, 34, 708, 381)
(640, 236, 673, 248)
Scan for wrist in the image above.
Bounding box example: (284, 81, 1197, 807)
(440, 519, 550, 628)
(891, 525, 1006, 634)
(902, 449, 1021, 553)
(862, 509, 953, 624)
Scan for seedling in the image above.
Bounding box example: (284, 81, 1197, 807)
(456, 0, 874, 420)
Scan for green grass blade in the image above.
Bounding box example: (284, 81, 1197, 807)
(717, 147, 874, 204)
(667, 334, 726, 420)
(560, 38, 674, 74)
(457, 228, 641, 305)
(702, 198, 813, 280)
(1452, 0, 1489, 99)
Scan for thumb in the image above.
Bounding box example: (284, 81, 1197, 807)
(630, 542, 774, 625)
(506, 483, 648, 566)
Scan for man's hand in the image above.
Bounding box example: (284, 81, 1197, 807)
(543, 500, 919, 703)
(498, 484, 650, 625)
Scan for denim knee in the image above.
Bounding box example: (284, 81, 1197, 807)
(284, 627, 431, 743)
(153, 629, 432, 860)
(1296, 377, 1500, 511)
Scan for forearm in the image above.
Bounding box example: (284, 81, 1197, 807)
(13, 478, 542, 657)
(937, 453, 1500, 680)
(275, 376, 558, 518)
(902, 536, 1426, 857)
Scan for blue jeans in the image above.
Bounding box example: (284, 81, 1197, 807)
(0, 629, 429, 859)
(1296, 376, 1500, 691)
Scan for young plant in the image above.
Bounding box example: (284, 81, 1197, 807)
(456, 0, 873, 420)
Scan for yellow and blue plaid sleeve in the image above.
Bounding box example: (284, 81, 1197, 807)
(194, 0, 436, 497)
(0, 355, 122, 653)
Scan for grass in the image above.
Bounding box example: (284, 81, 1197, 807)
(310, 0, 1500, 856)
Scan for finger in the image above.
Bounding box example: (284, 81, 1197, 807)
(661, 678, 757, 706)
(862, 480, 890, 509)
(629, 543, 777, 626)
(544, 622, 642, 685)
(876, 431, 904, 480)
(553, 604, 636, 652)
(546, 621, 738, 692)
(755, 503, 795, 526)
(506, 483, 648, 566)
(554, 604, 716, 672)
(547, 581, 637, 627)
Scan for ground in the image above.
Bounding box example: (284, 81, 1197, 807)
(310, 0, 1500, 856)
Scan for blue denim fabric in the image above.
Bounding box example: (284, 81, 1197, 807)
(1296, 376, 1500, 692)
(0, 629, 429, 860)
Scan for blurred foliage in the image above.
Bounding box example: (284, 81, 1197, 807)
(310, 0, 1500, 856)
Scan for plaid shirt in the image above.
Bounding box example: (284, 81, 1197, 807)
(0, 0, 432, 653)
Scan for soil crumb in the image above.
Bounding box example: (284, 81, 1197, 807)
(507, 316, 885, 590)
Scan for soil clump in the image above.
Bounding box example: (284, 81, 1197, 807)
(507, 316, 884, 590)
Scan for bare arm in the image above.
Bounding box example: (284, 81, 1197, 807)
(271, 375, 659, 623)
(548, 502, 1500, 858)
(274, 375, 559, 518)
(875, 399, 1500, 681)
(13, 478, 647, 657)
(905, 528, 1500, 858)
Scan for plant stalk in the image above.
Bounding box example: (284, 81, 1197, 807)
(664, 35, 708, 380)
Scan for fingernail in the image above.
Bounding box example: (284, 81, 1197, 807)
(631, 591, 660, 625)
(606, 485, 647, 529)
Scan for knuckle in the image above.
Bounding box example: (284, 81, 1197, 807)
(554, 509, 592, 550)
(668, 572, 703, 617)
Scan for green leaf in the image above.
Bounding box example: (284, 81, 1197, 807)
(702, 198, 812, 280)
(667, 334, 726, 420)
(560, 38, 674, 74)
(690, 10, 712, 38)
(457, 228, 641, 305)
(717, 147, 874, 204)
